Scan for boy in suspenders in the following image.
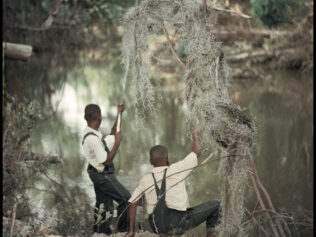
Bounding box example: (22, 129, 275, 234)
(82, 104, 131, 236)
(126, 128, 221, 237)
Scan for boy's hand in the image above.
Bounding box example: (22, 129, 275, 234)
(192, 126, 200, 137)
(118, 104, 125, 113)
(192, 126, 201, 157)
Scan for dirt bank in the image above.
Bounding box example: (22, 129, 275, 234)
(3, 217, 162, 237)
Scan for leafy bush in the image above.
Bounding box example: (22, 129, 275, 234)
(3, 95, 94, 235)
(250, 0, 297, 27)
(3, 95, 48, 220)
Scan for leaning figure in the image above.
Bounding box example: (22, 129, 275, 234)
(82, 104, 131, 236)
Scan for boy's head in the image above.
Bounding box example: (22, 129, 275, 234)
(149, 145, 169, 167)
(84, 104, 101, 126)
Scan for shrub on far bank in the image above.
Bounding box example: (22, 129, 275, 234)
(250, 0, 302, 28)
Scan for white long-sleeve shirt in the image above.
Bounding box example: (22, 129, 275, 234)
(82, 126, 115, 172)
(129, 152, 198, 214)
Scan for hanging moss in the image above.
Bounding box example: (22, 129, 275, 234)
(122, 1, 256, 236)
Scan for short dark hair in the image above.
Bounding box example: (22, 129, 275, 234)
(84, 104, 101, 123)
(150, 145, 168, 165)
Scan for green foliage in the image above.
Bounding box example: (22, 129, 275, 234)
(2, 95, 48, 220)
(250, 0, 297, 27)
(49, 185, 94, 236)
(28, 116, 94, 235)
(3, 0, 136, 101)
(175, 39, 189, 60)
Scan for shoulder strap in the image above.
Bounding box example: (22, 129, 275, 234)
(151, 173, 160, 198)
(82, 132, 111, 154)
(160, 168, 167, 195)
(151, 168, 168, 200)
(82, 132, 97, 145)
(101, 139, 110, 153)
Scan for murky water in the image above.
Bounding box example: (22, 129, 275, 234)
(27, 63, 313, 235)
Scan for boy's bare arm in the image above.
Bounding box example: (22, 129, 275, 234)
(103, 132, 122, 166)
(125, 202, 137, 237)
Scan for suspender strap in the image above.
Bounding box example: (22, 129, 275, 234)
(152, 173, 160, 198)
(101, 140, 110, 153)
(161, 169, 167, 195)
(82, 132, 97, 145)
(151, 168, 168, 200)
(82, 132, 110, 154)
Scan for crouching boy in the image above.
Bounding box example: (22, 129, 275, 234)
(125, 128, 221, 237)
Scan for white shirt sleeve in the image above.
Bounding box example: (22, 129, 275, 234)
(85, 135, 108, 164)
(129, 179, 146, 203)
(169, 152, 198, 180)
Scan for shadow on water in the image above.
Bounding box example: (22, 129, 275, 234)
(11, 58, 313, 235)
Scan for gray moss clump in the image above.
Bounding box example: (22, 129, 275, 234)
(122, 1, 256, 236)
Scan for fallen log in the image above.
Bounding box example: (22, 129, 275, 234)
(25, 152, 62, 164)
(3, 42, 33, 61)
(227, 49, 268, 63)
(226, 46, 313, 63)
(216, 28, 288, 38)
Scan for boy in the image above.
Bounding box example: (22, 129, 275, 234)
(126, 128, 220, 237)
(82, 104, 131, 236)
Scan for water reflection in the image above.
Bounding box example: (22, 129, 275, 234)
(29, 65, 313, 235)
(230, 73, 313, 214)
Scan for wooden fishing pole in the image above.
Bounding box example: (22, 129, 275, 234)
(116, 60, 130, 132)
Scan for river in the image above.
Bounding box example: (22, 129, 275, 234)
(26, 62, 313, 236)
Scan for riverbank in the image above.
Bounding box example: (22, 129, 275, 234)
(3, 217, 160, 237)
(218, 1, 313, 77)
(149, 1, 313, 79)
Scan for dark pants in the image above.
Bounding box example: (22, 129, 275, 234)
(93, 186, 114, 234)
(149, 200, 221, 235)
(88, 168, 131, 233)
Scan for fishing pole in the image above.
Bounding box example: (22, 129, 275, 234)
(116, 59, 130, 132)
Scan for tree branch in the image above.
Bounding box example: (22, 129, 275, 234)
(212, 6, 251, 19)
(203, 0, 207, 20)
(246, 208, 270, 237)
(9, 0, 63, 32)
(248, 152, 291, 237)
(9, 203, 17, 237)
(162, 23, 186, 68)
(8, 24, 69, 32)
(250, 173, 280, 237)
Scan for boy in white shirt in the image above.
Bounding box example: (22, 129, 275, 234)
(82, 104, 131, 235)
(126, 128, 220, 237)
